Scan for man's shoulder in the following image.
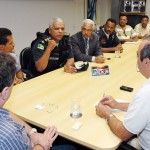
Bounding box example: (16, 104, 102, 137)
(134, 23, 141, 29)
(126, 25, 133, 29)
(0, 108, 9, 116)
(31, 32, 49, 49)
(96, 29, 105, 39)
(96, 29, 104, 35)
(116, 24, 121, 29)
(70, 32, 82, 43)
(147, 23, 150, 28)
(71, 32, 81, 38)
(90, 32, 99, 40)
(111, 30, 117, 35)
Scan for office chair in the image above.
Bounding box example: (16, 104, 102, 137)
(20, 47, 35, 80)
(116, 141, 138, 150)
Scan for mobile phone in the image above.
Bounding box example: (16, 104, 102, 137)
(120, 85, 133, 92)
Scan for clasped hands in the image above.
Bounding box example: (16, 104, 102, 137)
(95, 96, 118, 119)
(30, 126, 58, 150)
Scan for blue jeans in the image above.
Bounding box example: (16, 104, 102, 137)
(51, 144, 77, 150)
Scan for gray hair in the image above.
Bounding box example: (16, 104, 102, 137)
(82, 19, 95, 29)
(49, 17, 64, 28)
(140, 35, 150, 61)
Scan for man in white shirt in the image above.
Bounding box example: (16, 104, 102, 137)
(115, 14, 138, 43)
(134, 15, 150, 39)
(96, 35, 150, 150)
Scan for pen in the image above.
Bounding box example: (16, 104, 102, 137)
(100, 93, 105, 104)
(103, 93, 105, 98)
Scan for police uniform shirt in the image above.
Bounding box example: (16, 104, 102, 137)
(96, 29, 120, 48)
(31, 32, 73, 74)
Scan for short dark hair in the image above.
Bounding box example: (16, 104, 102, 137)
(106, 18, 116, 25)
(141, 15, 149, 21)
(0, 28, 12, 45)
(140, 44, 150, 61)
(119, 14, 128, 19)
(0, 52, 16, 92)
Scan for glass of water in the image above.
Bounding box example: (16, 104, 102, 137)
(115, 50, 120, 58)
(70, 98, 82, 118)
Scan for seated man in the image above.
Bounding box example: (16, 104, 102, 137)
(95, 35, 150, 150)
(0, 28, 24, 84)
(70, 19, 105, 63)
(31, 17, 76, 76)
(115, 14, 138, 43)
(96, 18, 123, 53)
(0, 52, 77, 150)
(134, 15, 150, 39)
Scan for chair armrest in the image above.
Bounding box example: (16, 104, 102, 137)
(22, 69, 34, 80)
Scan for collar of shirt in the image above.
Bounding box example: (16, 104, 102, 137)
(56, 43, 59, 47)
(82, 36, 89, 43)
(103, 29, 109, 39)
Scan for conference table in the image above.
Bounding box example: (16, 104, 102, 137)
(4, 41, 146, 150)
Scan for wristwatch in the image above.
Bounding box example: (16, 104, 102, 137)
(20, 78, 24, 82)
(28, 128, 37, 137)
(106, 114, 114, 123)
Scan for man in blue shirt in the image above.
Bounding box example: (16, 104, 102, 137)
(96, 18, 123, 53)
(0, 52, 76, 150)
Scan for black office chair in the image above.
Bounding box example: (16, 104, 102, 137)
(20, 47, 35, 80)
(116, 141, 138, 150)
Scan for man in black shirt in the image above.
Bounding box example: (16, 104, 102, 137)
(31, 17, 76, 76)
(96, 18, 123, 53)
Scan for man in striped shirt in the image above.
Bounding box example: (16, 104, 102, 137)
(0, 52, 76, 150)
(115, 14, 138, 43)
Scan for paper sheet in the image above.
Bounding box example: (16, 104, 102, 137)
(124, 41, 139, 44)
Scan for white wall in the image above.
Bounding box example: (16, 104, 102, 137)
(0, 0, 85, 55)
(146, 0, 150, 17)
(2, 0, 149, 57)
(99, 0, 111, 25)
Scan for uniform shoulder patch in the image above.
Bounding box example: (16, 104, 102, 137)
(37, 44, 44, 50)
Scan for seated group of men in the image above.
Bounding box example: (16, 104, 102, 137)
(0, 14, 150, 150)
(31, 14, 150, 76)
(0, 15, 150, 79)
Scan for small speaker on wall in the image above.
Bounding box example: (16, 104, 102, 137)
(131, 0, 139, 12)
(139, 0, 146, 12)
(124, 0, 132, 12)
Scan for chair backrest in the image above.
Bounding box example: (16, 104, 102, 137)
(20, 47, 34, 73)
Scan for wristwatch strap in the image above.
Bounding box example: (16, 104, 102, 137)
(28, 128, 37, 137)
(106, 114, 114, 123)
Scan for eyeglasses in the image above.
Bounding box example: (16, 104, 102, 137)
(82, 28, 93, 32)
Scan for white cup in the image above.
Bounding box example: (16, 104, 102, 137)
(115, 50, 120, 58)
(70, 98, 82, 118)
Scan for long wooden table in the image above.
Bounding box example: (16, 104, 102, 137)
(4, 42, 146, 150)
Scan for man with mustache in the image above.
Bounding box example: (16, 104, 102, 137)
(31, 17, 77, 76)
(115, 14, 138, 43)
(96, 18, 123, 53)
(134, 15, 150, 39)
